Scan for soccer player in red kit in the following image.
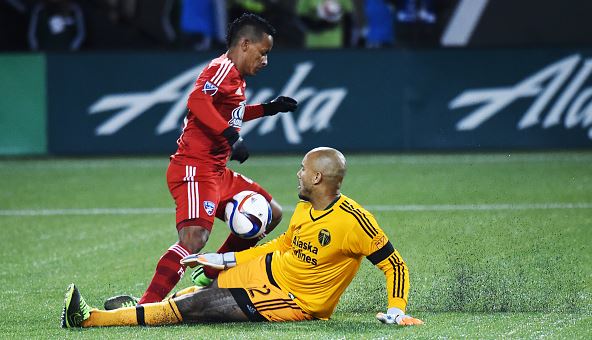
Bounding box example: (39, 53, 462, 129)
(116, 13, 298, 306)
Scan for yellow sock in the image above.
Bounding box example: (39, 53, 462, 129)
(81, 300, 183, 327)
(170, 285, 203, 299)
(144, 300, 183, 325)
(82, 307, 137, 327)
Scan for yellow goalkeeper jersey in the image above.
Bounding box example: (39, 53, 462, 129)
(235, 194, 409, 320)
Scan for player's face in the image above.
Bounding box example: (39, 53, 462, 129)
(297, 155, 314, 201)
(242, 34, 273, 76)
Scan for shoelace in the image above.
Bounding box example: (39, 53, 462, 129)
(66, 295, 91, 327)
(78, 296, 91, 316)
(120, 300, 137, 308)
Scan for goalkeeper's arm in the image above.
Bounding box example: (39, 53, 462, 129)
(234, 231, 291, 264)
(181, 231, 292, 269)
(368, 241, 423, 326)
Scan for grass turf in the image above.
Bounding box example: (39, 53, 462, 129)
(0, 152, 591, 338)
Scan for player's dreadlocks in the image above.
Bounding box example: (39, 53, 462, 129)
(226, 13, 277, 48)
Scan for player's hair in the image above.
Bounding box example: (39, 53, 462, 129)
(226, 13, 276, 48)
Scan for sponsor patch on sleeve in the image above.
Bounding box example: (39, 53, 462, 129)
(202, 81, 219, 96)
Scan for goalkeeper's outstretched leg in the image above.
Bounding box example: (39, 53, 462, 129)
(62, 282, 249, 328)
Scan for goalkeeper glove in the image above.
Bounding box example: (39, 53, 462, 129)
(222, 127, 249, 163)
(181, 252, 237, 270)
(376, 307, 423, 326)
(262, 96, 298, 116)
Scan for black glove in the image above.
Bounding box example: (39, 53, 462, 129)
(262, 96, 298, 116)
(222, 127, 249, 163)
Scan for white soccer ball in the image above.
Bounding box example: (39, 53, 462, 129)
(224, 191, 271, 239)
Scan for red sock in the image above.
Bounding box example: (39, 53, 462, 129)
(139, 243, 190, 304)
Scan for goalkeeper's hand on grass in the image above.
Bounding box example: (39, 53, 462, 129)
(376, 307, 423, 326)
(181, 252, 236, 270)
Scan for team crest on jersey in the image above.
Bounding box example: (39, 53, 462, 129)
(202, 81, 218, 96)
(228, 102, 246, 128)
(318, 229, 331, 246)
(203, 201, 216, 216)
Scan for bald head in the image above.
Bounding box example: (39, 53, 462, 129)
(305, 147, 347, 188)
(297, 147, 347, 204)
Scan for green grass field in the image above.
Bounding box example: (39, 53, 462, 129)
(0, 152, 591, 339)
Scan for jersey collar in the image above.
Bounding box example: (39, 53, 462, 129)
(308, 194, 345, 222)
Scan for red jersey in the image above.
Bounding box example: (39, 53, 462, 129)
(171, 54, 264, 170)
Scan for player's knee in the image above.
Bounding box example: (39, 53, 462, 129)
(178, 226, 210, 253)
(174, 294, 207, 322)
(271, 209, 282, 227)
(267, 200, 283, 233)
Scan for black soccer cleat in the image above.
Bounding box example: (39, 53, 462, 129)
(103, 294, 139, 310)
(61, 283, 91, 328)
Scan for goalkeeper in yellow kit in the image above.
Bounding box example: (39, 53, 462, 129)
(61, 147, 423, 328)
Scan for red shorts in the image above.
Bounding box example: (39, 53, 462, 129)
(167, 161, 272, 231)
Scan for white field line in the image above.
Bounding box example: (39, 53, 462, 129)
(365, 202, 592, 211)
(1, 203, 590, 217)
(0, 208, 172, 216)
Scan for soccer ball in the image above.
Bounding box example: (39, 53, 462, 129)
(224, 191, 272, 239)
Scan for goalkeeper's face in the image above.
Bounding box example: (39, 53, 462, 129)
(297, 158, 313, 201)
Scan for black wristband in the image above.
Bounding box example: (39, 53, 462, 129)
(262, 103, 274, 116)
(222, 127, 239, 145)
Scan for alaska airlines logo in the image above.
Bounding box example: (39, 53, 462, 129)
(292, 235, 319, 266)
(89, 61, 347, 144)
(450, 54, 592, 140)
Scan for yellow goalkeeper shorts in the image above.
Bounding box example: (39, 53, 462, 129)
(218, 253, 315, 322)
